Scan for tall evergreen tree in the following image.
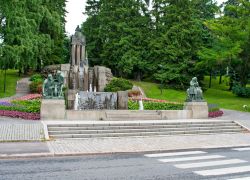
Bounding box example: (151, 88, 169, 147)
(150, 0, 206, 89)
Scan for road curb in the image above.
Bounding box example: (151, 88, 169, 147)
(0, 152, 54, 159)
(2, 144, 250, 159)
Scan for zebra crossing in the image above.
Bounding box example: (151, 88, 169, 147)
(145, 147, 250, 179)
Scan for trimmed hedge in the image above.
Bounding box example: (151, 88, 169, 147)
(128, 100, 183, 110)
(104, 78, 133, 92)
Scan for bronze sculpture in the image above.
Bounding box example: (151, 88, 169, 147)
(186, 77, 204, 102)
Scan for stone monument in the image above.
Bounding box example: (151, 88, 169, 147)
(184, 77, 208, 118)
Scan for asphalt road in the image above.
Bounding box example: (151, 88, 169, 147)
(1, 147, 250, 180)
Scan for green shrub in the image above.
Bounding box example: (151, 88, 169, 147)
(30, 74, 43, 82)
(128, 100, 183, 110)
(232, 85, 250, 98)
(209, 107, 220, 112)
(104, 78, 133, 92)
(30, 81, 43, 94)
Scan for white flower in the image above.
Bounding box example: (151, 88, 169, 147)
(243, 105, 248, 109)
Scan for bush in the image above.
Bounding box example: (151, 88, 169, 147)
(30, 74, 43, 82)
(30, 81, 43, 94)
(104, 78, 133, 92)
(232, 85, 250, 98)
(128, 100, 183, 110)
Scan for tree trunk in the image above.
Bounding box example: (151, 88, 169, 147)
(209, 70, 212, 88)
(219, 73, 222, 84)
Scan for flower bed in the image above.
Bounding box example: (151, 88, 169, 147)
(208, 110, 224, 118)
(0, 94, 41, 120)
(0, 110, 40, 120)
(14, 94, 42, 101)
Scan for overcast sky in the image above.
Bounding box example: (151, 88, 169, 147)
(65, 0, 226, 35)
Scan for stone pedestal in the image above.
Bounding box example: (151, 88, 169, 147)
(67, 89, 78, 109)
(117, 91, 128, 110)
(41, 99, 66, 120)
(184, 102, 208, 119)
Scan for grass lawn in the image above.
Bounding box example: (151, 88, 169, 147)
(0, 70, 21, 98)
(132, 76, 250, 112)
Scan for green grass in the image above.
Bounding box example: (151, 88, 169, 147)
(0, 70, 21, 98)
(132, 76, 250, 112)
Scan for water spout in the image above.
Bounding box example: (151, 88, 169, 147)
(74, 92, 79, 110)
(139, 99, 144, 110)
(89, 83, 92, 92)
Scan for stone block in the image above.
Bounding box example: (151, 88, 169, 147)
(41, 99, 66, 120)
(61, 64, 70, 72)
(117, 91, 128, 110)
(184, 102, 208, 119)
(67, 89, 77, 109)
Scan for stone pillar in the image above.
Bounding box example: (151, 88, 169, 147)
(67, 89, 78, 109)
(81, 45, 85, 61)
(71, 45, 75, 65)
(77, 45, 81, 66)
(184, 102, 208, 119)
(117, 91, 128, 110)
(83, 66, 89, 91)
(41, 99, 66, 120)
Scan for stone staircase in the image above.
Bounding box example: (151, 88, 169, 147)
(47, 120, 249, 139)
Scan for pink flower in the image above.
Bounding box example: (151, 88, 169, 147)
(0, 110, 40, 120)
(14, 94, 42, 101)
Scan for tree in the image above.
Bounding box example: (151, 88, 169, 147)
(83, 0, 151, 79)
(200, 0, 250, 88)
(150, 0, 208, 89)
(0, 0, 67, 74)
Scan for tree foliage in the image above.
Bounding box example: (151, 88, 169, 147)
(0, 0, 68, 73)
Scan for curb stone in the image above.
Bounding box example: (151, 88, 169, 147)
(1, 144, 250, 159)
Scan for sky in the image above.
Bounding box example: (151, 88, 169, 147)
(65, 0, 226, 35)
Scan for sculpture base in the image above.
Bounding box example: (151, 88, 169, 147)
(184, 102, 208, 119)
(41, 99, 66, 120)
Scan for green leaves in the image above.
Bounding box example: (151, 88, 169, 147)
(0, 0, 67, 72)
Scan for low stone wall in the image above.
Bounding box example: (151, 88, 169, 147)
(41, 99, 208, 121)
(65, 110, 193, 121)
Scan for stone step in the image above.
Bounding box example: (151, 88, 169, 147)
(47, 121, 235, 128)
(49, 126, 243, 135)
(49, 129, 244, 139)
(48, 124, 239, 131)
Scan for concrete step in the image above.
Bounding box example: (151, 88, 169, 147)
(47, 121, 248, 139)
(47, 121, 236, 128)
(47, 123, 238, 131)
(48, 126, 244, 135)
(50, 129, 244, 139)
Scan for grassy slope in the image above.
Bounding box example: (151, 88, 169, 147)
(132, 76, 250, 111)
(0, 70, 21, 98)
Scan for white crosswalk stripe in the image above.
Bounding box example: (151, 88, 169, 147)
(175, 159, 247, 169)
(144, 150, 250, 177)
(232, 147, 250, 151)
(194, 165, 250, 176)
(228, 177, 250, 180)
(158, 155, 224, 163)
(144, 151, 206, 158)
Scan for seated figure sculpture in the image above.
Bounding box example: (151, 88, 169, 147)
(186, 77, 204, 102)
(42, 71, 64, 99)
